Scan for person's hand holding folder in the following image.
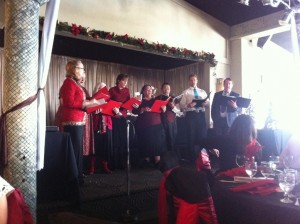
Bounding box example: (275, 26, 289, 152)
(227, 99, 238, 109)
(221, 95, 251, 108)
(160, 105, 166, 113)
(132, 103, 140, 109)
(84, 98, 106, 110)
(192, 91, 211, 108)
(121, 98, 141, 110)
(92, 85, 110, 101)
(151, 97, 170, 113)
(192, 98, 209, 108)
(140, 107, 151, 113)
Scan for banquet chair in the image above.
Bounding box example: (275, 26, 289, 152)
(0, 176, 33, 224)
(7, 188, 33, 224)
(158, 151, 218, 224)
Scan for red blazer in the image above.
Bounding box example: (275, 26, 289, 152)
(60, 78, 86, 125)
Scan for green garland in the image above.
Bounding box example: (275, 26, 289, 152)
(40, 17, 217, 67)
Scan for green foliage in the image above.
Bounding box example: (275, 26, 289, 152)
(39, 17, 218, 67)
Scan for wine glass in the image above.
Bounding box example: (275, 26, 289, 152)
(245, 161, 257, 182)
(269, 155, 280, 172)
(283, 155, 294, 169)
(236, 154, 246, 167)
(236, 155, 254, 167)
(284, 169, 298, 198)
(260, 161, 273, 179)
(278, 172, 296, 203)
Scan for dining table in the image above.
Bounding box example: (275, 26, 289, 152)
(212, 177, 300, 224)
(37, 130, 80, 203)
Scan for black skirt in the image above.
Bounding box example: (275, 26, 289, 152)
(136, 124, 165, 158)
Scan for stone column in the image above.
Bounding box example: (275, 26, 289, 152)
(3, 0, 48, 220)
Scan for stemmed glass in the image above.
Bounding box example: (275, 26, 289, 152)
(278, 172, 296, 203)
(269, 155, 280, 173)
(236, 155, 254, 167)
(260, 161, 273, 179)
(236, 155, 246, 167)
(284, 169, 298, 198)
(245, 160, 257, 182)
(283, 155, 294, 169)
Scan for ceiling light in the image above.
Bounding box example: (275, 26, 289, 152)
(238, 0, 250, 6)
(261, 0, 281, 7)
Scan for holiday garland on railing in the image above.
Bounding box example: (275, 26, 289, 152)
(40, 17, 217, 67)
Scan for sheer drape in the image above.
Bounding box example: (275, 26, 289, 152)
(37, 0, 60, 170)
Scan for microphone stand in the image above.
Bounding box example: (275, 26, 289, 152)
(121, 116, 138, 223)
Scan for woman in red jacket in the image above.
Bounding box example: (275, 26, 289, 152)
(59, 60, 102, 184)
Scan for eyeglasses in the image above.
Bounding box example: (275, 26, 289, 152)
(76, 66, 85, 71)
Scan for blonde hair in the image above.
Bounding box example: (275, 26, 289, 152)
(65, 60, 82, 78)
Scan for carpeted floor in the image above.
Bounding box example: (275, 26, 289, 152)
(37, 167, 162, 224)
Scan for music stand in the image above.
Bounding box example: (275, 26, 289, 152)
(121, 118, 138, 223)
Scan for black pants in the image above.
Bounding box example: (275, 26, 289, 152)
(213, 117, 229, 136)
(64, 125, 84, 178)
(94, 129, 113, 164)
(184, 111, 207, 162)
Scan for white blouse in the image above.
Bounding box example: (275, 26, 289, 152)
(0, 176, 14, 198)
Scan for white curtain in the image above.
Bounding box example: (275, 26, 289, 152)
(37, 0, 60, 170)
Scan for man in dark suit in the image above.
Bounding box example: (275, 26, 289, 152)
(211, 78, 240, 135)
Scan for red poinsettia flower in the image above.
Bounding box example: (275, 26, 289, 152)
(183, 48, 191, 56)
(123, 34, 129, 40)
(93, 33, 99, 39)
(105, 33, 114, 40)
(137, 38, 144, 46)
(71, 23, 81, 36)
(169, 47, 176, 53)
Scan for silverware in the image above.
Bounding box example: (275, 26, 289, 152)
(219, 180, 238, 183)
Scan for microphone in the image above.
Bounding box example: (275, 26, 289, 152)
(117, 111, 131, 123)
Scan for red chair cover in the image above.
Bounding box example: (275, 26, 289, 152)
(173, 196, 218, 224)
(7, 188, 33, 224)
(158, 167, 218, 224)
(158, 169, 173, 224)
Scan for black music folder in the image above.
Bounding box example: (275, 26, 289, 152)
(192, 91, 211, 107)
(221, 95, 251, 108)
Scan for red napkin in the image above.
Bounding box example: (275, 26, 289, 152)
(218, 167, 247, 178)
(244, 139, 263, 159)
(230, 179, 278, 195)
(196, 150, 211, 171)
